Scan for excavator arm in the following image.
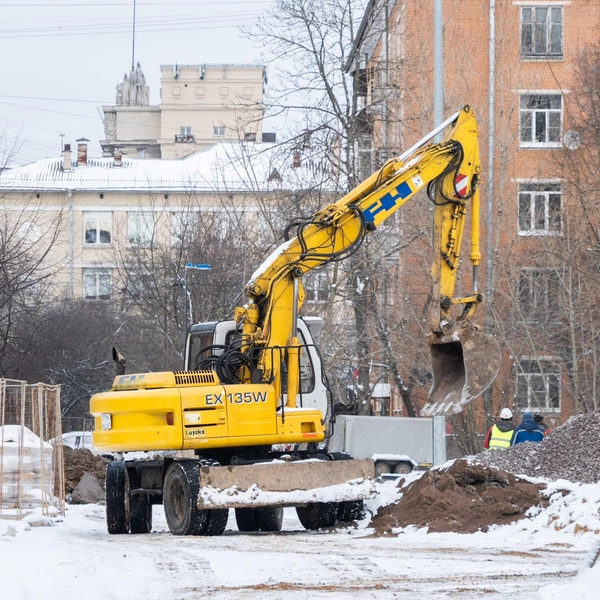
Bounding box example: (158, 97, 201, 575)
(235, 105, 500, 415)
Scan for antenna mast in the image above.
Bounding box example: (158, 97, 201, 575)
(131, 0, 137, 69)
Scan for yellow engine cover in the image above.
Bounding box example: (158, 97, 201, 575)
(90, 372, 325, 453)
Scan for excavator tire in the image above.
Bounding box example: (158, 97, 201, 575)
(256, 507, 284, 532)
(337, 500, 365, 523)
(129, 493, 152, 534)
(328, 452, 365, 524)
(235, 507, 259, 532)
(235, 507, 284, 532)
(106, 461, 129, 534)
(296, 502, 338, 530)
(204, 508, 229, 536)
(163, 461, 208, 536)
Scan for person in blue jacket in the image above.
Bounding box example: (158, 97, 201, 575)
(512, 411, 546, 445)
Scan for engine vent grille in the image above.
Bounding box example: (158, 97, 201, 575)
(174, 371, 219, 386)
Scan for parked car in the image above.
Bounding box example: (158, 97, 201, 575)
(53, 431, 98, 455)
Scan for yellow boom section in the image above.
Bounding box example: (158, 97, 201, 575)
(238, 106, 483, 404)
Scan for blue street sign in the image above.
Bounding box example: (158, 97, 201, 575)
(185, 263, 211, 270)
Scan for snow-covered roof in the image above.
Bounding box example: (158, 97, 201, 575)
(0, 143, 330, 194)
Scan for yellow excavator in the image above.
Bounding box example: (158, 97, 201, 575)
(90, 105, 501, 536)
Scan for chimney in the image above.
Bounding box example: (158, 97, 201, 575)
(63, 144, 72, 171)
(292, 151, 301, 168)
(77, 138, 89, 166)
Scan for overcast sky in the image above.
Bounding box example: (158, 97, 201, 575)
(0, 0, 275, 166)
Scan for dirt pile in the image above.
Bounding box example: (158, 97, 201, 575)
(370, 459, 544, 534)
(62, 446, 110, 495)
(478, 411, 600, 483)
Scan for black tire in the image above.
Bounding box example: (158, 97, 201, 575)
(296, 502, 338, 530)
(204, 508, 229, 536)
(106, 461, 129, 534)
(393, 462, 413, 475)
(235, 506, 283, 532)
(129, 493, 152, 534)
(235, 507, 258, 532)
(256, 507, 284, 532)
(163, 461, 208, 536)
(337, 500, 365, 523)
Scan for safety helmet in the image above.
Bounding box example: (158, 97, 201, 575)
(500, 408, 513, 420)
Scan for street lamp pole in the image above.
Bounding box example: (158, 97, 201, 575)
(182, 262, 210, 360)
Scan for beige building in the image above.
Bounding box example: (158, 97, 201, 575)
(0, 139, 317, 304)
(101, 63, 267, 160)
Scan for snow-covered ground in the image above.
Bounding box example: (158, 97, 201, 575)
(2, 478, 600, 600)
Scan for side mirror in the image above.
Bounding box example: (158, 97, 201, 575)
(112, 347, 126, 376)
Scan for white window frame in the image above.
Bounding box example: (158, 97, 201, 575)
(305, 271, 330, 304)
(519, 94, 562, 147)
(171, 211, 199, 246)
(180, 126, 192, 136)
(213, 126, 226, 137)
(125, 270, 157, 300)
(127, 211, 155, 247)
(84, 268, 112, 300)
(517, 268, 561, 323)
(515, 357, 561, 413)
(520, 5, 563, 60)
(518, 183, 562, 235)
(84, 211, 112, 246)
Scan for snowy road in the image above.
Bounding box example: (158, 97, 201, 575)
(1, 504, 592, 600)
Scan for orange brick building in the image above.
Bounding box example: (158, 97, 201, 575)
(347, 0, 600, 435)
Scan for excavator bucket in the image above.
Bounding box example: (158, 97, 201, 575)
(421, 322, 501, 416)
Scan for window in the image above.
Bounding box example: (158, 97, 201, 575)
(213, 126, 226, 137)
(520, 95, 562, 146)
(517, 269, 561, 322)
(18, 221, 41, 243)
(305, 272, 330, 304)
(175, 127, 194, 142)
(515, 358, 560, 412)
(84, 268, 112, 300)
(125, 271, 156, 300)
(518, 183, 562, 235)
(521, 6, 563, 59)
(84, 212, 112, 245)
(127, 212, 155, 246)
(171, 212, 199, 246)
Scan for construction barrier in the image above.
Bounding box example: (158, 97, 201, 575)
(0, 379, 65, 518)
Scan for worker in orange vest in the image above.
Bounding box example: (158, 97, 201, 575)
(483, 408, 515, 450)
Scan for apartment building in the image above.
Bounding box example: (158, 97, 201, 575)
(0, 139, 324, 305)
(101, 63, 267, 160)
(347, 0, 600, 427)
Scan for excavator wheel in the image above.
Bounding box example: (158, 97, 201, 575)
(129, 493, 152, 534)
(327, 452, 364, 524)
(235, 507, 284, 533)
(204, 507, 229, 536)
(106, 461, 130, 534)
(163, 461, 209, 536)
(296, 502, 338, 530)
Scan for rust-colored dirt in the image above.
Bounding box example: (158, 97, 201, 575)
(370, 459, 545, 535)
(61, 446, 110, 494)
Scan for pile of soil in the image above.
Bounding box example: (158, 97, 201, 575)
(61, 446, 111, 494)
(478, 411, 600, 483)
(370, 459, 544, 534)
